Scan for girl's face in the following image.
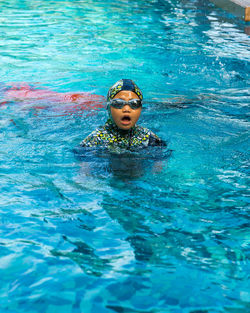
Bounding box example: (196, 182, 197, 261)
(110, 90, 142, 130)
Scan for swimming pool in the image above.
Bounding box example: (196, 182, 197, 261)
(0, 0, 249, 312)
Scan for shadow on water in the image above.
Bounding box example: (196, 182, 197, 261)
(51, 235, 111, 277)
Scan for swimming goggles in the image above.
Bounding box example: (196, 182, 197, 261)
(108, 98, 142, 109)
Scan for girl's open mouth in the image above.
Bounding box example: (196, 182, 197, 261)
(121, 115, 131, 124)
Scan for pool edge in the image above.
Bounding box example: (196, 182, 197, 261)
(210, 0, 250, 21)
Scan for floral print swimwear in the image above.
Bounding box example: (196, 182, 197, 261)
(80, 119, 165, 150)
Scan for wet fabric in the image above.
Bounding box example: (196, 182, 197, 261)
(80, 119, 166, 151)
(107, 79, 143, 102)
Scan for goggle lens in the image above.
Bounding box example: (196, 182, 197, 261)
(109, 99, 142, 109)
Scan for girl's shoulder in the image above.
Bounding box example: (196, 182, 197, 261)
(80, 125, 108, 147)
(135, 125, 166, 147)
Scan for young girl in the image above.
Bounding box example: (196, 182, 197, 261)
(80, 79, 166, 149)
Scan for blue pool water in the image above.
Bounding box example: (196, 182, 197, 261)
(0, 0, 249, 312)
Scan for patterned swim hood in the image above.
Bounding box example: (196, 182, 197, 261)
(106, 79, 143, 123)
(107, 79, 143, 102)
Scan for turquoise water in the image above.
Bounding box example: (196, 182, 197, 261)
(0, 0, 249, 312)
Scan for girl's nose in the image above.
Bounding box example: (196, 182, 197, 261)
(122, 104, 131, 112)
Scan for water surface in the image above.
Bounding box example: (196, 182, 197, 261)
(0, 0, 249, 312)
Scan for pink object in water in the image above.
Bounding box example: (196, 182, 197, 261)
(1, 84, 105, 114)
